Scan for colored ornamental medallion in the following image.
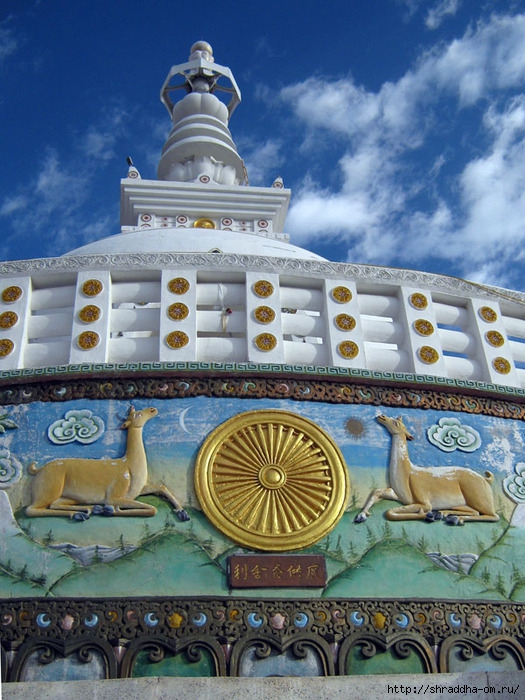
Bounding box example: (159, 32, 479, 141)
(255, 333, 277, 351)
(78, 305, 101, 323)
(166, 330, 189, 349)
(167, 277, 190, 295)
(331, 286, 352, 303)
(338, 340, 359, 359)
(409, 293, 428, 310)
(77, 331, 100, 350)
(0, 339, 14, 357)
(253, 280, 274, 298)
(493, 356, 511, 374)
(194, 410, 349, 551)
(0, 311, 18, 329)
(479, 306, 498, 323)
(254, 306, 275, 324)
(81, 279, 103, 297)
(418, 345, 439, 364)
(1, 286, 22, 303)
(335, 313, 356, 331)
(414, 319, 434, 336)
(486, 330, 505, 347)
(167, 302, 189, 321)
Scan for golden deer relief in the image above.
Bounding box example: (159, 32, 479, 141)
(355, 414, 499, 526)
(26, 406, 189, 522)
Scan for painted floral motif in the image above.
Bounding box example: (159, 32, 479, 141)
(1, 286, 22, 303)
(331, 286, 352, 303)
(338, 340, 359, 359)
(427, 417, 481, 453)
(335, 314, 356, 331)
(414, 319, 434, 336)
(47, 409, 105, 445)
(253, 280, 274, 298)
(493, 357, 511, 374)
(81, 279, 103, 297)
(0, 339, 14, 357)
(254, 306, 275, 324)
(77, 331, 100, 350)
(0, 312, 18, 329)
(78, 305, 101, 323)
(503, 463, 525, 504)
(167, 277, 190, 295)
(479, 306, 498, 323)
(166, 331, 189, 349)
(485, 330, 504, 347)
(418, 345, 439, 364)
(167, 303, 189, 321)
(254, 333, 277, 351)
(409, 293, 428, 310)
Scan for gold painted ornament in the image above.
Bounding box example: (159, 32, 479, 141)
(193, 217, 216, 229)
(1, 286, 22, 303)
(77, 331, 100, 350)
(167, 303, 189, 321)
(338, 340, 359, 359)
(409, 293, 428, 310)
(479, 306, 497, 323)
(331, 286, 352, 303)
(0, 339, 14, 357)
(493, 357, 511, 374)
(0, 311, 18, 329)
(78, 305, 101, 323)
(418, 345, 439, 364)
(167, 277, 190, 295)
(414, 319, 434, 336)
(81, 279, 103, 297)
(255, 333, 277, 351)
(485, 330, 504, 348)
(335, 313, 356, 331)
(194, 410, 349, 551)
(166, 330, 189, 349)
(253, 280, 274, 298)
(254, 306, 275, 324)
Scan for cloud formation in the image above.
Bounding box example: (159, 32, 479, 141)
(280, 13, 525, 288)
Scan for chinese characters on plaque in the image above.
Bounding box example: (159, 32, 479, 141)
(228, 555, 326, 588)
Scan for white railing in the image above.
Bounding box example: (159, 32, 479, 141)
(1, 255, 525, 389)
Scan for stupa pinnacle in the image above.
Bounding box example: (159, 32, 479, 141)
(158, 41, 247, 185)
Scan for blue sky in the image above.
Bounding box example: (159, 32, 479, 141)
(1, 1, 525, 291)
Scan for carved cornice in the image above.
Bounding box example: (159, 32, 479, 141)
(1, 597, 523, 679)
(1, 367, 525, 420)
(2, 253, 524, 305)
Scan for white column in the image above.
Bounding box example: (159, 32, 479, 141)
(160, 269, 197, 362)
(69, 271, 112, 364)
(322, 280, 364, 368)
(0, 276, 31, 370)
(245, 272, 284, 363)
(397, 286, 447, 376)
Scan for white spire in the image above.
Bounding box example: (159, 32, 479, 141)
(157, 42, 247, 186)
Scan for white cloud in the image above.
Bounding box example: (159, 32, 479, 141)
(279, 13, 525, 288)
(425, 0, 461, 30)
(242, 139, 283, 185)
(0, 24, 19, 63)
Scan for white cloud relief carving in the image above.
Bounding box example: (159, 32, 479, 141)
(427, 417, 481, 452)
(48, 409, 105, 445)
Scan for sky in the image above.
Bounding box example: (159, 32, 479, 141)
(1, 0, 525, 292)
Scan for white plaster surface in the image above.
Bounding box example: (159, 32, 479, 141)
(2, 672, 523, 700)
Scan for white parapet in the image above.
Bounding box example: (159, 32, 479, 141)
(2, 253, 525, 389)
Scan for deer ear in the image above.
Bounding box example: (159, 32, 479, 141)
(407, 432, 415, 441)
(121, 420, 130, 429)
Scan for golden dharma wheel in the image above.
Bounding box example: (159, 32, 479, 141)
(194, 410, 349, 551)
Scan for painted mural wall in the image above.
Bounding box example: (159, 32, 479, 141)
(1, 392, 524, 602)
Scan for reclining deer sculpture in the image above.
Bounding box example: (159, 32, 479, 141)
(26, 406, 190, 522)
(354, 414, 499, 525)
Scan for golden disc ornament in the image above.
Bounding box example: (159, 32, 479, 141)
(77, 331, 100, 350)
(0, 311, 18, 329)
(479, 306, 497, 323)
(166, 330, 189, 349)
(485, 330, 504, 348)
(253, 280, 274, 298)
(335, 313, 356, 331)
(1, 286, 22, 303)
(0, 339, 14, 357)
(167, 302, 189, 321)
(409, 293, 428, 310)
(331, 286, 352, 303)
(194, 410, 349, 551)
(493, 357, 511, 374)
(254, 306, 275, 324)
(81, 279, 103, 297)
(167, 277, 190, 295)
(78, 305, 101, 323)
